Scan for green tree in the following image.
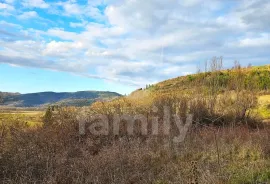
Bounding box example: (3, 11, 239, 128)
(43, 106, 53, 127)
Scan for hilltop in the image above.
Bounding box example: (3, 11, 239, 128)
(142, 64, 270, 94)
(0, 91, 122, 107)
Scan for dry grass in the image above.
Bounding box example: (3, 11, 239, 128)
(0, 104, 270, 184)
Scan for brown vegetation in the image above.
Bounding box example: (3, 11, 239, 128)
(1, 59, 270, 183)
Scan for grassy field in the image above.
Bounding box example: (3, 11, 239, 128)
(0, 110, 44, 127)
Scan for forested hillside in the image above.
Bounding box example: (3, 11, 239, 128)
(0, 91, 121, 107)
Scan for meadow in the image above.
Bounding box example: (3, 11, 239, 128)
(0, 110, 44, 127)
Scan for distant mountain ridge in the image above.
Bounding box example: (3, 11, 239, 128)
(0, 91, 122, 107)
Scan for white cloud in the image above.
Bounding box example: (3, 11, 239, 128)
(70, 21, 87, 28)
(47, 28, 79, 41)
(43, 40, 84, 57)
(225, 34, 270, 48)
(62, 2, 81, 15)
(0, 0, 270, 90)
(18, 11, 38, 19)
(22, 0, 49, 9)
(4, 0, 14, 4)
(0, 20, 21, 28)
(54, 0, 104, 20)
(0, 2, 14, 10)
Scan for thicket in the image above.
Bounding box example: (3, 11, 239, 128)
(1, 111, 270, 183)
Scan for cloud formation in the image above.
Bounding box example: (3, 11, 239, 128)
(18, 11, 38, 19)
(22, 0, 49, 9)
(0, 0, 269, 88)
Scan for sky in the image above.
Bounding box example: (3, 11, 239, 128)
(0, 0, 269, 95)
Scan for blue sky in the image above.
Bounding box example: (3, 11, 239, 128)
(0, 0, 269, 95)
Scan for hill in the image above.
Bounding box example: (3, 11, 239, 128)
(120, 62, 270, 122)
(0, 91, 122, 107)
(151, 64, 270, 94)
